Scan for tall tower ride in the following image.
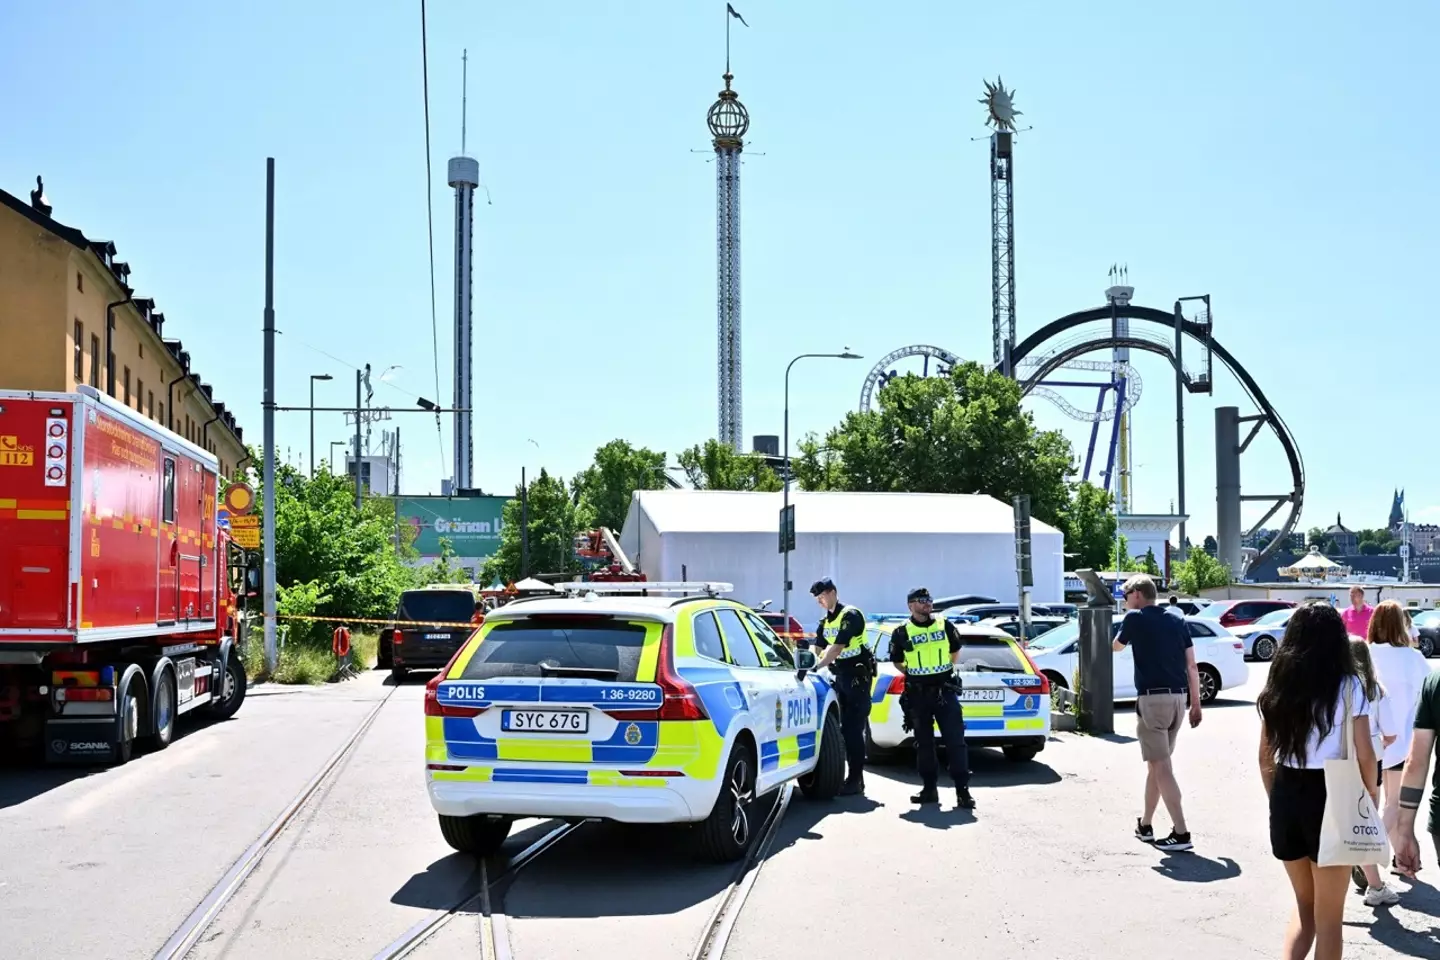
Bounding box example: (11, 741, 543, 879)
(709, 73, 748, 451)
(981, 78, 1020, 376)
(448, 51, 479, 490)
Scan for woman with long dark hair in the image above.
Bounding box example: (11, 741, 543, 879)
(1258, 601, 1380, 960)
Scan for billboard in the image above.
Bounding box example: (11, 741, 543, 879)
(395, 495, 510, 560)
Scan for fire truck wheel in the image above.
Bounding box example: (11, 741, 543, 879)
(209, 654, 247, 722)
(148, 667, 178, 750)
(115, 674, 143, 765)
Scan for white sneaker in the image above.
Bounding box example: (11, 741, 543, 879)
(1363, 884, 1400, 907)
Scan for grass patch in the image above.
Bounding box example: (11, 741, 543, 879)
(242, 626, 379, 685)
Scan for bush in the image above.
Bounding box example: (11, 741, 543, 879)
(242, 625, 378, 685)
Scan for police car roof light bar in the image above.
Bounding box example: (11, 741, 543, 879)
(554, 581, 734, 597)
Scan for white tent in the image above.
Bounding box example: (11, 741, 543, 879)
(617, 490, 1065, 618)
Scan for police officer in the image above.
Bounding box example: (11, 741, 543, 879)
(889, 586, 975, 809)
(806, 577, 871, 796)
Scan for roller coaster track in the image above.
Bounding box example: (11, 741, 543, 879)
(1010, 305, 1306, 571)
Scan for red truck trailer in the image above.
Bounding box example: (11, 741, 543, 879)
(0, 385, 246, 765)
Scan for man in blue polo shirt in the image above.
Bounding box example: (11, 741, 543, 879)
(1112, 573, 1203, 851)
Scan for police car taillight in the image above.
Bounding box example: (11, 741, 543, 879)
(655, 623, 708, 721)
(1011, 648, 1051, 695)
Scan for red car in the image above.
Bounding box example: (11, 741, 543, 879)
(754, 610, 806, 644)
(1202, 598, 1297, 629)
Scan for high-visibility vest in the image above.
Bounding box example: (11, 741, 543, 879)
(902, 619, 953, 675)
(820, 605, 867, 660)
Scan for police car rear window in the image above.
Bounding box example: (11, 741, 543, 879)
(458, 617, 648, 682)
(397, 590, 475, 625)
(954, 637, 1027, 673)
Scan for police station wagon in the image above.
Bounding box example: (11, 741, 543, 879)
(423, 582, 845, 862)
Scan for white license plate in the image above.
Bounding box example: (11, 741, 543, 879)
(424, 633, 450, 640)
(502, 710, 589, 733)
(959, 689, 1006, 703)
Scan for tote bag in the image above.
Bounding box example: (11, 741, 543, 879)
(1317, 686, 1390, 867)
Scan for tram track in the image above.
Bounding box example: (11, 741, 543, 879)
(152, 684, 401, 960)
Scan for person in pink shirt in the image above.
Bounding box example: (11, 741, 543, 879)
(1341, 586, 1374, 638)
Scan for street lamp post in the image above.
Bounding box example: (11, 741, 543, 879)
(309, 373, 333, 477)
(782, 350, 862, 628)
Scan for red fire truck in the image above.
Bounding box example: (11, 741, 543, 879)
(0, 386, 246, 766)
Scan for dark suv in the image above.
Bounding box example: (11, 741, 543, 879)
(379, 587, 481, 681)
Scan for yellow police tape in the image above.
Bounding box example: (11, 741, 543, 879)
(255, 612, 819, 639)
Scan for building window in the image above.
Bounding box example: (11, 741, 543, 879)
(159, 402, 165, 428)
(123, 367, 131, 405)
(147, 391, 154, 418)
(136, 379, 144, 412)
(76, 271, 83, 292)
(89, 335, 100, 387)
(138, 343, 144, 359)
(73, 320, 83, 380)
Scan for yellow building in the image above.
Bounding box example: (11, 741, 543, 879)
(0, 177, 246, 478)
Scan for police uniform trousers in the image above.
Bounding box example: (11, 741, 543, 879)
(910, 681, 970, 788)
(831, 662, 870, 779)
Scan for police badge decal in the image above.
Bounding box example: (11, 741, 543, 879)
(624, 723, 642, 745)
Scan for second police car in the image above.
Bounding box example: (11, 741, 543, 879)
(423, 582, 845, 862)
(863, 620, 1051, 763)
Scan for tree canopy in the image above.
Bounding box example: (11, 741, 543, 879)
(793, 362, 1075, 525)
(1171, 549, 1231, 595)
(481, 468, 592, 586)
(678, 439, 782, 492)
(1054, 481, 1116, 572)
(574, 439, 668, 531)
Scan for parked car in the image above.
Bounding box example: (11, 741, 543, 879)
(379, 585, 483, 681)
(1228, 608, 1294, 661)
(1024, 614, 1249, 704)
(946, 602, 1069, 622)
(1195, 598, 1296, 630)
(753, 609, 806, 644)
(930, 594, 1000, 613)
(977, 615, 1071, 645)
(1411, 609, 1440, 658)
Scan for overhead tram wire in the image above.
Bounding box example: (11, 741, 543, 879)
(420, 0, 446, 472)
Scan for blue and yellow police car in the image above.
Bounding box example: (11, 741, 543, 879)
(424, 582, 845, 862)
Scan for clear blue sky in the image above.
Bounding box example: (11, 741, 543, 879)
(5, 0, 1436, 540)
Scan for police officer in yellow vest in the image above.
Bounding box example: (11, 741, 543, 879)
(807, 577, 871, 796)
(889, 586, 975, 809)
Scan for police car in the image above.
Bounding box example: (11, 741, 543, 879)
(423, 582, 845, 863)
(863, 621, 1051, 763)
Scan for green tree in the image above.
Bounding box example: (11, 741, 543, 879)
(416, 538, 476, 586)
(1306, 526, 1326, 548)
(1054, 481, 1115, 571)
(1107, 534, 1131, 572)
(481, 469, 592, 585)
(791, 362, 1074, 525)
(1138, 547, 1161, 577)
(574, 439, 668, 531)
(261, 461, 417, 648)
(1172, 549, 1231, 595)
(1202, 535, 1218, 556)
(678, 439, 782, 491)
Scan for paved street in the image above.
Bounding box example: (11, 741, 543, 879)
(3, 663, 1438, 959)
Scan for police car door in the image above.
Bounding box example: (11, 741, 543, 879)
(712, 608, 796, 794)
(742, 610, 821, 788)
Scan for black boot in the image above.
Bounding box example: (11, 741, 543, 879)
(839, 773, 865, 796)
(956, 787, 976, 810)
(910, 783, 940, 804)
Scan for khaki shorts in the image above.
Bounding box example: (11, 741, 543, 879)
(1136, 693, 1186, 761)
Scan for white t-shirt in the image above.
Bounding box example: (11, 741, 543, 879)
(1369, 642, 1433, 767)
(1280, 676, 1372, 769)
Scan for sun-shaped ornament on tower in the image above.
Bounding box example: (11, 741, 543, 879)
(707, 73, 750, 145)
(980, 77, 1021, 132)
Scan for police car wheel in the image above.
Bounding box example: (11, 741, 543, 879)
(696, 744, 756, 863)
(438, 814, 513, 857)
(799, 710, 845, 800)
(1002, 745, 1038, 763)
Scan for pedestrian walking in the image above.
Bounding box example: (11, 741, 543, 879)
(1341, 586, 1374, 639)
(1394, 669, 1440, 880)
(1366, 600, 1435, 872)
(888, 586, 975, 809)
(1113, 573, 1201, 850)
(807, 577, 871, 796)
(1258, 601, 1380, 960)
(1349, 639, 1401, 905)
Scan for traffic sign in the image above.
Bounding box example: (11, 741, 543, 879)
(778, 504, 796, 554)
(230, 527, 261, 549)
(224, 482, 256, 515)
(229, 514, 261, 529)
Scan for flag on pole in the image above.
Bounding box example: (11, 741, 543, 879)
(727, 3, 749, 26)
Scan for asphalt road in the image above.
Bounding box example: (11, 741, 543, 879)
(3, 660, 1438, 959)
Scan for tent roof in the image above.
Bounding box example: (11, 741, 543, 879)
(625, 490, 1062, 536)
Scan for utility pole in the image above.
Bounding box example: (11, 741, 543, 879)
(261, 158, 278, 674)
(353, 367, 365, 512)
(520, 466, 530, 579)
(1014, 494, 1033, 645)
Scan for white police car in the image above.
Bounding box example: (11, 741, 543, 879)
(863, 621, 1051, 763)
(424, 582, 844, 862)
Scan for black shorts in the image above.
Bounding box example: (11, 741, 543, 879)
(1270, 765, 1326, 862)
